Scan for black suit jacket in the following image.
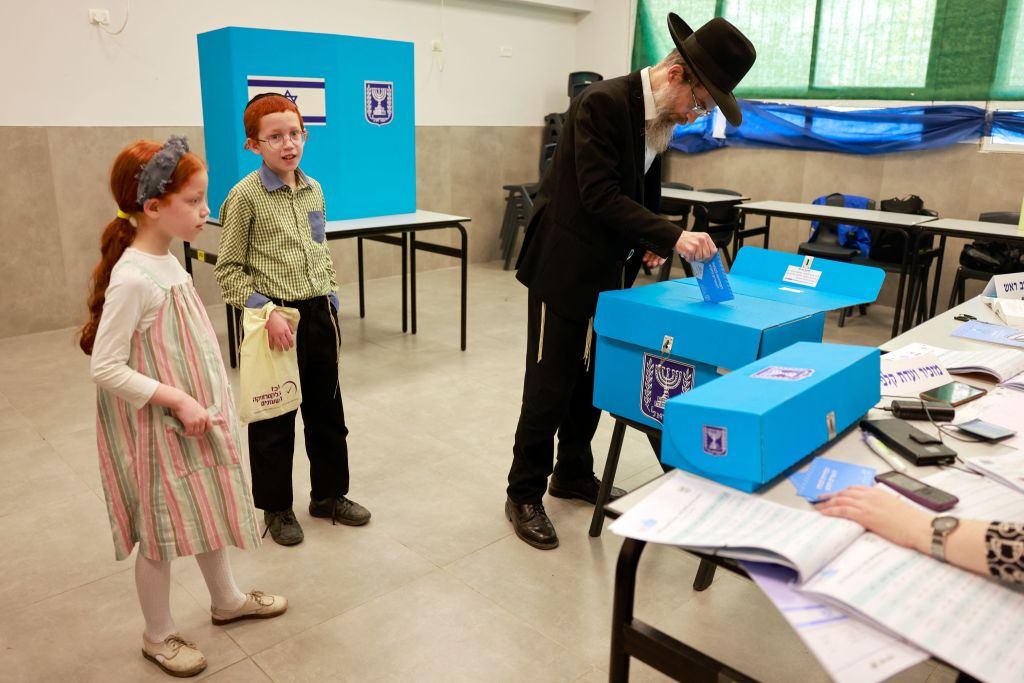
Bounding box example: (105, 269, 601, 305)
(515, 70, 682, 322)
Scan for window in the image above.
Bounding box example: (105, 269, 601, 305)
(632, 0, 1024, 101)
(812, 0, 937, 91)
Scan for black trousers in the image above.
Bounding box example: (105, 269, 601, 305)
(508, 292, 601, 505)
(248, 296, 350, 512)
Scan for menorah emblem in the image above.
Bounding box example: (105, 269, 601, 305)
(639, 352, 695, 424)
(370, 87, 389, 116)
(654, 364, 683, 409)
(364, 81, 394, 126)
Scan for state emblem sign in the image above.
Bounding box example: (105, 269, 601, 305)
(364, 81, 394, 126)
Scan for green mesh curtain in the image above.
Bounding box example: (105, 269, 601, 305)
(632, 0, 1023, 100)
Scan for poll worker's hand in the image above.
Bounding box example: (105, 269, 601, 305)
(266, 309, 295, 352)
(674, 231, 717, 262)
(642, 250, 666, 268)
(173, 392, 213, 437)
(816, 485, 932, 553)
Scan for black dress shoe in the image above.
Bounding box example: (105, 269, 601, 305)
(548, 475, 626, 505)
(505, 498, 559, 550)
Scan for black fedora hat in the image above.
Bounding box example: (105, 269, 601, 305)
(667, 13, 756, 126)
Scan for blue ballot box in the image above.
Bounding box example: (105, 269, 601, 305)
(197, 27, 415, 220)
(660, 341, 881, 492)
(592, 247, 883, 429)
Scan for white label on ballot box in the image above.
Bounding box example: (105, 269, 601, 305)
(783, 265, 822, 288)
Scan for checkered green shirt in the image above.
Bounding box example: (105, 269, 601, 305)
(215, 163, 338, 309)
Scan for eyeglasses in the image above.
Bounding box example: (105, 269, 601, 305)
(257, 130, 308, 149)
(685, 78, 712, 118)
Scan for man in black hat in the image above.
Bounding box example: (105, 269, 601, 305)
(506, 13, 756, 550)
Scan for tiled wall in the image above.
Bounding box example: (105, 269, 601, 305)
(664, 144, 1024, 309)
(0, 125, 541, 339)
(3, 128, 1022, 340)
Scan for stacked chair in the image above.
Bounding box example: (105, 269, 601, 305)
(500, 72, 602, 270)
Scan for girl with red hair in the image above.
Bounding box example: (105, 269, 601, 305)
(82, 137, 286, 677)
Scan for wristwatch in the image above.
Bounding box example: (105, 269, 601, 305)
(930, 516, 959, 561)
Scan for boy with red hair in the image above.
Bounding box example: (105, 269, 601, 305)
(215, 93, 370, 546)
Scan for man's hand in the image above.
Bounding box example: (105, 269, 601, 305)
(642, 250, 666, 268)
(674, 231, 717, 262)
(266, 309, 295, 352)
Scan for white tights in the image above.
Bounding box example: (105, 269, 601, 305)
(134, 548, 247, 642)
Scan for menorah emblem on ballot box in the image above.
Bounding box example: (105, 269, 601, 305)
(639, 352, 695, 424)
(364, 81, 394, 126)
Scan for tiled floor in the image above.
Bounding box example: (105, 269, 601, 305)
(0, 262, 958, 682)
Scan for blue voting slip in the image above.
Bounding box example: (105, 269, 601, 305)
(788, 471, 807, 491)
(951, 320, 1024, 348)
(690, 253, 734, 303)
(796, 457, 876, 502)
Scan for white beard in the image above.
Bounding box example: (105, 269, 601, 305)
(645, 116, 677, 155)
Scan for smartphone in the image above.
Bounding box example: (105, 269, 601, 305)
(919, 381, 987, 407)
(875, 471, 959, 511)
(955, 418, 1016, 442)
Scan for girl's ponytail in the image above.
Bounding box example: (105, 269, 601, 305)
(79, 215, 136, 354)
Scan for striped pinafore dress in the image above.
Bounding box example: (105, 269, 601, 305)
(95, 262, 261, 561)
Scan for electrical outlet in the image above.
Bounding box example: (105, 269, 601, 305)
(431, 39, 443, 53)
(88, 8, 110, 25)
(499, 46, 513, 58)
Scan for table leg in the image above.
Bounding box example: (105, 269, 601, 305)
(763, 215, 772, 248)
(357, 237, 366, 319)
(183, 241, 194, 277)
(458, 223, 468, 351)
(589, 419, 627, 537)
(693, 559, 717, 591)
(411, 231, 418, 335)
(732, 213, 744, 255)
(610, 538, 646, 683)
(929, 234, 946, 318)
(401, 232, 408, 333)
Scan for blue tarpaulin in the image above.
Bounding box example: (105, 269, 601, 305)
(670, 100, 994, 155)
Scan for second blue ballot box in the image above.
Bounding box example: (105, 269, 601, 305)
(592, 247, 884, 429)
(660, 341, 881, 492)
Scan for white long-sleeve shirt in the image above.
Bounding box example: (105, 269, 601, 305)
(90, 248, 189, 410)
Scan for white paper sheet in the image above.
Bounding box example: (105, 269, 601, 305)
(608, 470, 863, 581)
(743, 561, 929, 683)
(801, 534, 1024, 683)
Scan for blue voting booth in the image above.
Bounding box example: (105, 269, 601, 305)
(592, 247, 885, 429)
(661, 342, 880, 492)
(197, 27, 415, 219)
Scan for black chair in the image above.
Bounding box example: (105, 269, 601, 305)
(568, 71, 602, 99)
(500, 185, 535, 270)
(657, 187, 744, 281)
(693, 188, 744, 266)
(948, 211, 1022, 307)
(851, 203, 940, 329)
(659, 181, 695, 230)
(542, 112, 565, 150)
(797, 194, 873, 328)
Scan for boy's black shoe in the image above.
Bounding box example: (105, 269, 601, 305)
(548, 475, 626, 505)
(263, 509, 304, 546)
(309, 496, 371, 526)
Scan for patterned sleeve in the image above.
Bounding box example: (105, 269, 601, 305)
(986, 521, 1024, 584)
(215, 188, 256, 310)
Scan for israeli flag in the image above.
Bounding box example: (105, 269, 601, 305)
(246, 75, 326, 125)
